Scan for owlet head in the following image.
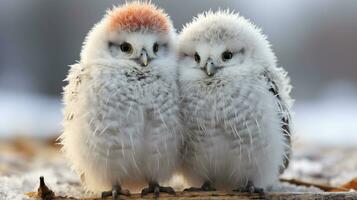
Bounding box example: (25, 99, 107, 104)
(178, 10, 276, 81)
(80, 1, 176, 67)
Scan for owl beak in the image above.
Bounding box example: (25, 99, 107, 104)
(139, 49, 149, 67)
(205, 60, 217, 76)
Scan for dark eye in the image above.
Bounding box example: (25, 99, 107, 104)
(194, 52, 200, 63)
(153, 42, 159, 53)
(120, 42, 132, 53)
(222, 51, 233, 61)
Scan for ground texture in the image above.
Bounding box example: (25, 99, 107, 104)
(0, 138, 356, 199)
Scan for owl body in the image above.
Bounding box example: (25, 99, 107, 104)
(180, 69, 287, 190)
(61, 2, 181, 194)
(178, 11, 293, 191)
(63, 59, 180, 192)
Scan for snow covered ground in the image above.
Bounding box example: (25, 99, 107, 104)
(0, 139, 325, 200)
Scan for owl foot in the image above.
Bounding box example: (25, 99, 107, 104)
(101, 184, 130, 199)
(233, 180, 264, 194)
(141, 181, 176, 198)
(184, 181, 216, 192)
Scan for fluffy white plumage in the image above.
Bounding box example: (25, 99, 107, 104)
(60, 2, 181, 196)
(178, 10, 293, 191)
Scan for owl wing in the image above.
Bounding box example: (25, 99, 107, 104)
(63, 63, 86, 122)
(263, 71, 292, 174)
(61, 63, 88, 182)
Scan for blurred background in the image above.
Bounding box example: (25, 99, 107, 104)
(1, 1, 357, 198)
(1, 0, 357, 144)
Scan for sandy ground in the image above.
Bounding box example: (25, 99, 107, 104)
(0, 138, 356, 200)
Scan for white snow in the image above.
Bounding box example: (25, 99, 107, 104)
(0, 160, 92, 200)
(0, 90, 62, 138)
(294, 82, 357, 146)
(0, 160, 321, 200)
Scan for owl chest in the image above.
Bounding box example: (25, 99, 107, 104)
(184, 88, 239, 120)
(89, 70, 176, 123)
(183, 85, 267, 139)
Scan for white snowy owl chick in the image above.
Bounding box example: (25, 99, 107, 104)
(178, 10, 293, 193)
(60, 2, 181, 198)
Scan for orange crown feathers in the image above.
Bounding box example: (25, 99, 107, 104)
(107, 2, 171, 33)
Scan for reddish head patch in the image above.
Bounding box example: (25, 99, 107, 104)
(107, 2, 170, 33)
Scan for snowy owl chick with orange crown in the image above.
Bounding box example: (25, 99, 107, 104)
(60, 2, 181, 199)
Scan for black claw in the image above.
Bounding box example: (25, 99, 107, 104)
(184, 187, 200, 192)
(101, 191, 112, 199)
(141, 182, 176, 198)
(233, 180, 264, 195)
(184, 181, 216, 192)
(160, 186, 176, 195)
(254, 187, 264, 194)
(101, 185, 130, 199)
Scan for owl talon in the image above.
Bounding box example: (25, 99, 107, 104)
(184, 181, 216, 192)
(101, 184, 130, 199)
(141, 182, 176, 198)
(233, 180, 264, 194)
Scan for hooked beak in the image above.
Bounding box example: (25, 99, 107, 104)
(205, 59, 217, 76)
(139, 49, 149, 67)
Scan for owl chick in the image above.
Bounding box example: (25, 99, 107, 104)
(60, 2, 181, 199)
(178, 11, 293, 193)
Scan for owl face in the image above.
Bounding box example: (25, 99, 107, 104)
(80, 2, 176, 70)
(180, 38, 248, 78)
(178, 11, 276, 83)
(107, 31, 173, 67)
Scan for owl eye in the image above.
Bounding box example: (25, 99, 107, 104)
(222, 51, 233, 61)
(120, 42, 132, 53)
(153, 42, 159, 53)
(194, 52, 200, 63)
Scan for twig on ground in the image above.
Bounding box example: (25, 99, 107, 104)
(280, 178, 349, 192)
